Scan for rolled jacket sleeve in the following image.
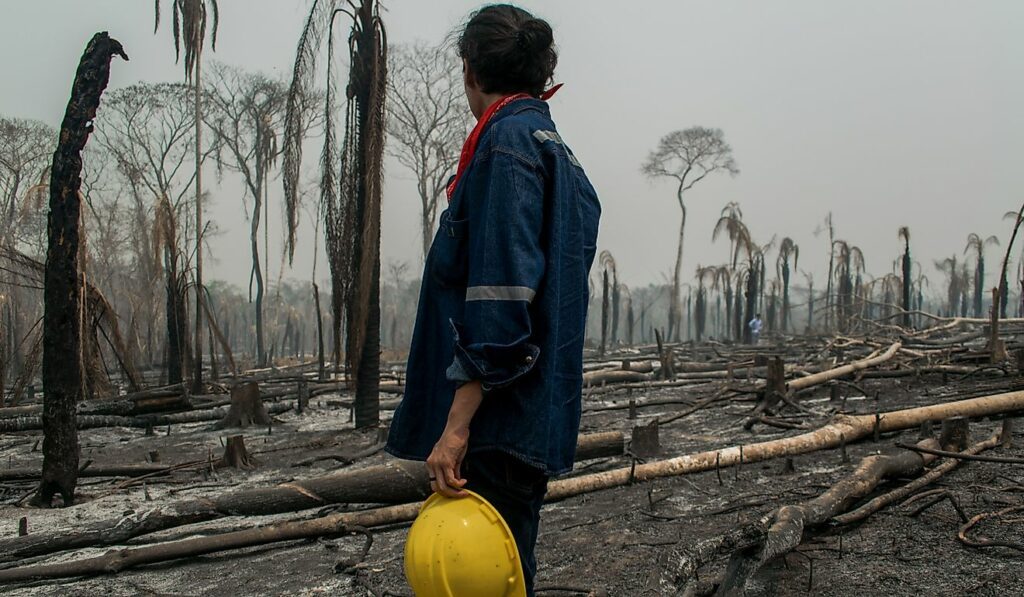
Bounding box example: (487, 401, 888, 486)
(447, 149, 546, 391)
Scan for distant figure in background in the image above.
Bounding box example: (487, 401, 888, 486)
(749, 313, 763, 344)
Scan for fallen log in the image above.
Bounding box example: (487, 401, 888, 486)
(544, 389, 1024, 501)
(787, 342, 901, 393)
(0, 464, 178, 482)
(0, 402, 294, 433)
(0, 502, 423, 582)
(0, 431, 624, 562)
(583, 370, 654, 387)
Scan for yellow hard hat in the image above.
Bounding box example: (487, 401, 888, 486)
(404, 489, 526, 597)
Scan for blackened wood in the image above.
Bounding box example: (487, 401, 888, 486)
(35, 32, 127, 507)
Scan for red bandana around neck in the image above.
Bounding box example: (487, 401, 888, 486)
(445, 84, 564, 201)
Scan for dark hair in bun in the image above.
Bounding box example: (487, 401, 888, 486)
(458, 4, 557, 98)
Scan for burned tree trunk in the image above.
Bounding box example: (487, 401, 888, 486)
(216, 435, 257, 469)
(600, 269, 609, 356)
(343, 1, 387, 429)
(34, 32, 127, 507)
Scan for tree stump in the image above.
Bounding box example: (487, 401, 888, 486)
(214, 383, 272, 429)
(632, 421, 660, 459)
(940, 417, 971, 451)
(217, 435, 257, 470)
(744, 356, 785, 430)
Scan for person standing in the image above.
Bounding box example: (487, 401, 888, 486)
(385, 5, 601, 594)
(749, 313, 763, 344)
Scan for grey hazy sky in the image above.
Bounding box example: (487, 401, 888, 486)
(1, 1, 1021, 295)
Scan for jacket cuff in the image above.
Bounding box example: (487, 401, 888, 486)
(445, 357, 474, 388)
(448, 319, 540, 391)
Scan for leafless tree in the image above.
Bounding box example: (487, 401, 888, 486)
(0, 118, 57, 252)
(387, 42, 469, 258)
(205, 63, 288, 367)
(95, 82, 205, 385)
(642, 127, 738, 341)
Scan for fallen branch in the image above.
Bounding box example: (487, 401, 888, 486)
(833, 433, 1001, 525)
(957, 505, 1024, 553)
(894, 442, 1024, 465)
(708, 438, 941, 594)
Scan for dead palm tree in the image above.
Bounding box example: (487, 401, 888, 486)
(999, 205, 1024, 318)
(154, 0, 219, 393)
(711, 265, 733, 340)
(599, 250, 621, 347)
(694, 265, 716, 342)
(935, 255, 964, 317)
(801, 270, 814, 332)
(284, 0, 386, 428)
(964, 233, 999, 318)
(898, 227, 912, 327)
(776, 237, 798, 334)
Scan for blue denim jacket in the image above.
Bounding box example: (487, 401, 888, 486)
(385, 99, 601, 475)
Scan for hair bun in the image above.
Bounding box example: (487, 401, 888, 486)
(517, 18, 553, 54)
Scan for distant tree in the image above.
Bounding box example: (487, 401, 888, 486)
(898, 227, 912, 327)
(776, 238, 798, 334)
(694, 265, 716, 342)
(833, 241, 864, 332)
(642, 127, 738, 342)
(205, 63, 289, 368)
(963, 233, 999, 318)
(154, 0, 220, 394)
(710, 266, 733, 340)
(935, 255, 965, 317)
(95, 83, 205, 385)
(802, 271, 814, 332)
(387, 42, 469, 258)
(0, 118, 56, 253)
(1000, 205, 1024, 319)
(820, 213, 836, 331)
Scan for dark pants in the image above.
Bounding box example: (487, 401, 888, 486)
(463, 450, 549, 596)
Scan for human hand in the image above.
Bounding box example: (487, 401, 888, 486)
(426, 425, 469, 498)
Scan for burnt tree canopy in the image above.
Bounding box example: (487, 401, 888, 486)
(35, 32, 127, 507)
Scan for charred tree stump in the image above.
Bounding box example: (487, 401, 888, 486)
(631, 421, 661, 459)
(939, 416, 971, 451)
(33, 32, 127, 508)
(744, 356, 785, 430)
(214, 382, 272, 429)
(655, 329, 676, 380)
(216, 435, 257, 469)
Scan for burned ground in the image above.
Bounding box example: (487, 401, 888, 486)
(1, 336, 1023, 596)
